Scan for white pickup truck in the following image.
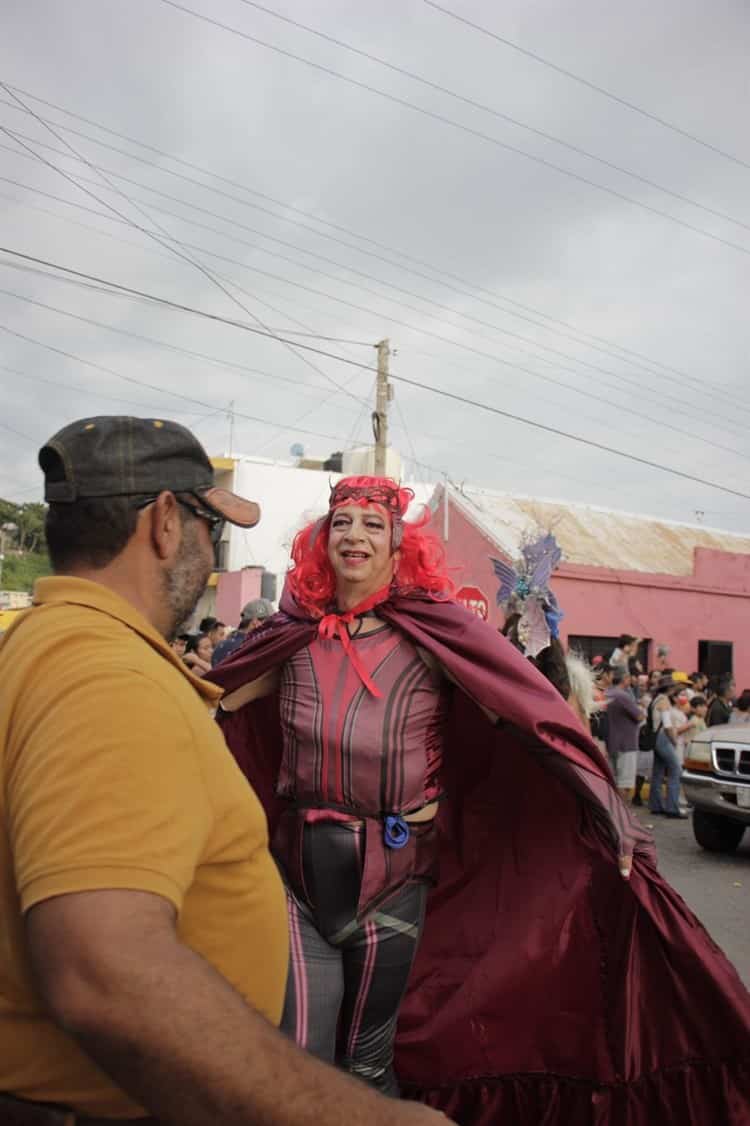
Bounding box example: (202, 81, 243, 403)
(683, 725, 750, 853)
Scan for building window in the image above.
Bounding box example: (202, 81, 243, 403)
(698, 640, 733, 680)
(568, 635, 650, 669)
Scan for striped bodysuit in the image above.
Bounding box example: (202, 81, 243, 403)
(274, 620, 448, 1095)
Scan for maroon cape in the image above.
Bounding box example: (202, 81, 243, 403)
(207, 589, 750, 1126)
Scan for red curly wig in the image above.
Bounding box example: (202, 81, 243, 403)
(287, 475, 454, 617)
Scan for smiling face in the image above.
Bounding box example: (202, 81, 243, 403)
(327, 503, 395, 604)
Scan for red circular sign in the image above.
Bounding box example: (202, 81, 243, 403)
(456, 585, 489, 620)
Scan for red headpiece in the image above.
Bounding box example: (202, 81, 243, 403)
(327, 478, 414, 550)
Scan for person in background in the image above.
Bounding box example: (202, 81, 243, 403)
(707, 674, 735, 727)
(690, 672, 708, 696)
(212, 598, 274, 666)
(604, 667, 643, 797)
(729, 689, 750, 725)
(647, 669, 661, 693)
(633, 675, 657, 807)
(648, 678, 688, 818)
(672, 692, 694, 764)
(199, 616, 227, 647)
(590, 664, 612, 749)
(183, 630, 214, 676)
(609, 634, 636, 671)
(169, 632, 190, 659)
(686, 695, 708, 740)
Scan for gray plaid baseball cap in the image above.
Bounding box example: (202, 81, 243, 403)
(39, 416, 260, 527)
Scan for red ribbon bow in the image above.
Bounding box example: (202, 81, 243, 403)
(317, 585, 392, 698)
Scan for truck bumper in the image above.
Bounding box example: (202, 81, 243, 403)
(682, 770, 750, 826)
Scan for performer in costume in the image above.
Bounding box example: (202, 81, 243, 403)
(207, 477, 750, 1125)
(215, 476, 452, 1095)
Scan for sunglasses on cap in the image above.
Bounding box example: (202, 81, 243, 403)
(135, 492, 226, 546)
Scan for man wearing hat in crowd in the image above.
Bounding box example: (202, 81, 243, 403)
(212, 597, 274, 667)
(0, 416, 444, 1126)
(648, 674, 689, 818)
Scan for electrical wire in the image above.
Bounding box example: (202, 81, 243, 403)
(233, 0, 750, 234)
(3, 156, 745, 439)
(423, 1, 750, 172)
(4, 231, 748, 456)
(0, 362, 223, 416)
(155, 0, 750, 259)
(0, 84, 725, 388)
(6, 147, 717, 407)
(0, 86, 369, 411)
(0, 317, 355, 447)
(0, 418, 36, 442)
(0, 246, 747, 502)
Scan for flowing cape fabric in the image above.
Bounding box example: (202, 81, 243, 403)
(207, 590, 750, 1126)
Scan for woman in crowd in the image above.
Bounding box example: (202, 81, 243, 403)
(208, 479, 749, 1125)
(183, 631, 214, 675)
(648, 677, 687, 818)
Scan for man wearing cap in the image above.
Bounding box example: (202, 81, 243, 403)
(0, 416, 444, 1126)
(212, 598, 274, 667)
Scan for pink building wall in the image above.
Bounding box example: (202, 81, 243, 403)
(440, 499, 750, 688)
(215, 566, 264, 627)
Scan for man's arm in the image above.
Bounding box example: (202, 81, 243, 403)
(28, 889, 444, 1126)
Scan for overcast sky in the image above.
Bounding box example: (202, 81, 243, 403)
(1, 0, 748, 532)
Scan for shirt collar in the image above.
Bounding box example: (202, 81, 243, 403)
(33, 576, 222, 704)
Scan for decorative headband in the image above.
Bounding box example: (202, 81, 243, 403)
(327, 480, 414, 551)
(491, 531, 564, 658)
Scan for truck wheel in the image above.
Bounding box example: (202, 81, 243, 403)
(692, 809, 745, 853)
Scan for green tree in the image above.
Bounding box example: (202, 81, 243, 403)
(16, 502, 47, 554)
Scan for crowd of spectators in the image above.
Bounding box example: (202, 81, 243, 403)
(588, 634, 747, 818)
(169, 600, 274, 671)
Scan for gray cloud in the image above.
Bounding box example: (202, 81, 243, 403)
(0, 0, 748, 533)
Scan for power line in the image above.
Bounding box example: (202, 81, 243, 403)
(0, 84, 722, 388)
(0, 318, 355, 448)
(0, 362, 226, 416)
(0, 245, 747, 503)
(6, 238, 747, 457)
(155, 0, 750, 259)
(6, 146, 701, 404)
(0, 86, 368, 412)
(232, 0, 750, 234)
(0, 418, 36, 442)
(423, 1, 750, 173)
(4, 156, 744, 440)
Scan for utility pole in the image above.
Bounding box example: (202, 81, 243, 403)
(373, 338, 391, 476)
(228, 401, 235, 456)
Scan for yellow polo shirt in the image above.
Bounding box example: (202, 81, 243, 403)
(0, 577, 288, 1119)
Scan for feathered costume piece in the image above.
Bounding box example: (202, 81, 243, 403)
(492, 532, 564, 659)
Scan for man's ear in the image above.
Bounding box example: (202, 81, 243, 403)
(148, 492, 182, 561)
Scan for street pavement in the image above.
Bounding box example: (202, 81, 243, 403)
(632, 807, 749, 987)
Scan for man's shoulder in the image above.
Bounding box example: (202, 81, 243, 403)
(3, 601, 190, 708)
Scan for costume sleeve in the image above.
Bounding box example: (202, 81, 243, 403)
(7, 667, 214, 914)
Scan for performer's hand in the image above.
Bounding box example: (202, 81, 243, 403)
(619, 853, 632, 880)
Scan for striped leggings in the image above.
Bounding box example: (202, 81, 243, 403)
(280, 820, 428, 1096)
